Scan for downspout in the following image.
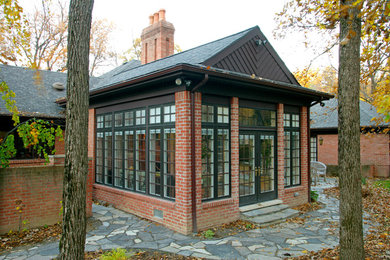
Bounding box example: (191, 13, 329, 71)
(190, 74, 209, 233)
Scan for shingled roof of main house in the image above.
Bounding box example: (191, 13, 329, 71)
(310, 98, 387, 131)
(90, 26, 332, 102)
(0, 64, 100, 119)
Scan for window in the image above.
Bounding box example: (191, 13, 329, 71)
(124, 111, 134, 126)
(135, 109, 146, 125)
(201, 104, 230, 200)
(149, 129, 161, 195)
(149, 107, 161, 124)
(164, 128, 175, 198)
(104, 132, 113, 185)
(164, 105, 175, 123)
(115, 113, 123, 127)
(96, 132, 104, 183)
(239, 108, 276, 127)
(97, 115, 104, 129)
(284, 112, 300, 187)
(95, 103, 176, 200)
(104, 114, 112, 128)
(310, 136, 317, 162)
(124, 130, 134, 189)
(201, 105, 214, 123)
(114, 131, 124, 187)
(135, 130, 146, 192)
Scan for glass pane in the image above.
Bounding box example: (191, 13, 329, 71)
(239, 108, 275, 127)
(135, 130, 146, 192)
(96, 132, 104, 182)
(239, 134, 255, 197)
(124, 131, 134, 190)
(149, 129, 162, 196)
(114, 131, 123, 187)
(164, 128, 175, 199)
(104, 132, 113, 184)
(259, 135, 275, 193)
(201, 128, 214, 199)
(124, 111, 133, 126)
(217, 129, 230, 197)
(104, 114, 112, 128)
(115, 113, 123, 127)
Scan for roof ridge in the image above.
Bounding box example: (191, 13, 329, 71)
(0, 63, 66, 76)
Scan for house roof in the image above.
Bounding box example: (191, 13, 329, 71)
(93, 27, 255, 91)
(92, 26, 331, 101)
(310, 98, 386, 129)
(0, 64, 99, 118)
(1, 26, 332, 119)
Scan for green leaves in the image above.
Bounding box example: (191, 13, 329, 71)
(0, 118, 63, 168)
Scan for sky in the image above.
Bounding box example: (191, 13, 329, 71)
(20, 0, 336, 74)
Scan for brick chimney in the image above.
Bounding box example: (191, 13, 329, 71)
(141, 9, 175, 65)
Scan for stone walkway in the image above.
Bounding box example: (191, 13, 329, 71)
(0, 178, 373, 260)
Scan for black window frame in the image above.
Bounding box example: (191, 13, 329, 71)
(284, 110, 301, 187)
(95, 102, 176, 201)
(201, 103, 231, 201)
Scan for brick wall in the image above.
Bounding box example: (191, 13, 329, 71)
(279, 106, 310, 207)
(196, 96, 240, 231)
(0, 164, 93, 234)
(93, 91, 194, 235)
(317, 133, 390, 177)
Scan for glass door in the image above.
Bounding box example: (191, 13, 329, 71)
(239, 131, 277, 206)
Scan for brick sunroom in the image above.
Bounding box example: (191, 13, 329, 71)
(87, 10, 332, 235)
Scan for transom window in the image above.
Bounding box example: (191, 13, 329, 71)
(239, 108, 276, 127)
(95, 103, 176, 200)
(201, 104, 230, 201)
(284, 111, 300, 187)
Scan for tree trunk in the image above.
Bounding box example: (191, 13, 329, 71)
(338, 0, 364, 259)
(59, 0, 94, 259)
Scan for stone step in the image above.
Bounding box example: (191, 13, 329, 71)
(245, 208, 299, 227)
(241, 204, 289, 217)
(239, 199, 283, 213)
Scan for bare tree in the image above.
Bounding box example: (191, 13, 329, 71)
(59, 0, 94, 259)
(89, 19, 116, 76)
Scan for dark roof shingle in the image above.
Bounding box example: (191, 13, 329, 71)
(310, 98, 386, 129)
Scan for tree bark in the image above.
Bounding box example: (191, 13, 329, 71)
(59, 0, 94, 259)
(338, 0, 364, 259)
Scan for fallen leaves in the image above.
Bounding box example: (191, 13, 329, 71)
(288, 179, 390, 259)
(0, 223, 61, 252)
(196, 219, 259, 239)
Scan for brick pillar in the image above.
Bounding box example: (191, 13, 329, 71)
(277, 103, 285, 200)
(300, 106, 309, 196)
(175, 91, 193, 234)
(194, 92, 202, 230)
(87, 108, 96, 217)
(230, 97, 240, 206)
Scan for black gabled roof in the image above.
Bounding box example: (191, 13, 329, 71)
(92, 26, 311, 98)
(92, 27, 257, 91)
(310, 98, 387, 129)
(202, 26, 299, 85)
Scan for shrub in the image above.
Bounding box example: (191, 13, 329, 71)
(311, 190, 319, 202)
(100, 248, 132, 260)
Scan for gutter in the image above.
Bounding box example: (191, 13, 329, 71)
(190, 74, 209, 233)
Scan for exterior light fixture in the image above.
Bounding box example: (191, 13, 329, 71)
(319, 137, 324, 145)
(255, 39, 267, 46)
(175, 78, 182, 86)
